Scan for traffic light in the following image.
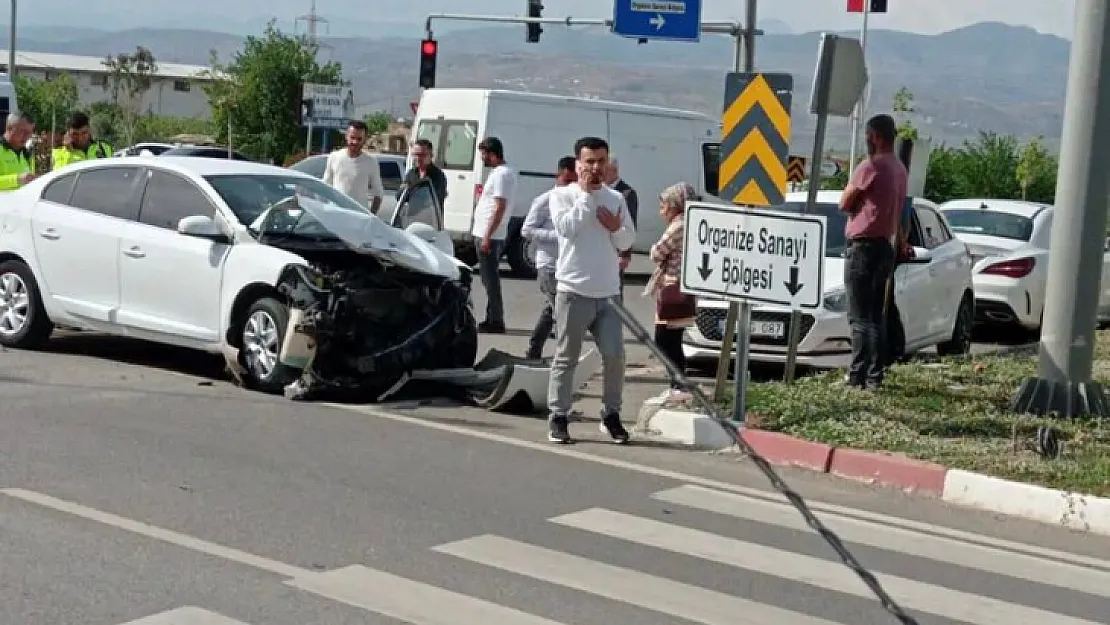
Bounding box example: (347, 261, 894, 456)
(871, 0, 888, 12)
(847, 0, 887, 12)
(526, 0, 543, 43)
(419, 38, 437, 89)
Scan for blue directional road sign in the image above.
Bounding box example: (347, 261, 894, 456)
(611, 0, 702, 42)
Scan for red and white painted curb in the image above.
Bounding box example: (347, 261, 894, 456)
(638, 408, 1110, 536)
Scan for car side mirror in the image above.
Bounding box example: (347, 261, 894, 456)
(905, 246, 932, 264)
(178, 215, 230, 243)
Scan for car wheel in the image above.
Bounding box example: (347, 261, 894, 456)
(937, 294, 973, 357)
(0, 260, 54, 349)
(240, 297, 300, 394)
(505, 224, 538, 279)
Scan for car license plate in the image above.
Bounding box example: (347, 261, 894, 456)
(717, 319, 786, 338)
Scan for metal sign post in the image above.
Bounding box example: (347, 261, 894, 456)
(781, 33, 869, 383)
(681, 202, 826, 420)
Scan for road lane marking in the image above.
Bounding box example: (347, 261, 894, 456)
(652, 484, 1110, 597)
(120, 607, 252, 624)
(324, 403, 1110, 572)
(287, 564, 568, 625)
(432, 534, 843, 625)
(552, 507, 1105, 625)
(0, 488, 308, 578)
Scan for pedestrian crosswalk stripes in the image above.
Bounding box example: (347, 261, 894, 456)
(286, 564, 568, 625)
(7, 485, 1109, 625)
(651, 484, 1110, 598)
(549, 508, 1104, 625)
(433, 533, 844, 625)
(121, 606, 252, 624)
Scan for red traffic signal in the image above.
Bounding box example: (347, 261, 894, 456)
(419, 37, 438, 89)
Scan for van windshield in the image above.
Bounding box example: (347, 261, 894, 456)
(415, 119, 479, 171)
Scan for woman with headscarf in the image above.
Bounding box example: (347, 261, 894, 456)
(645, 182, 700, 395)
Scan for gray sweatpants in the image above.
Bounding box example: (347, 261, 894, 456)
(547, 291, 625, 423)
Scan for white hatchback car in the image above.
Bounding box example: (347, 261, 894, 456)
(939, 198, 1110, 335)
(683, 191, 976, 369)
(0, 157, 477, 395)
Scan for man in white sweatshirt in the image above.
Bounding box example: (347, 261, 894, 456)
(546, 136, 636, 444)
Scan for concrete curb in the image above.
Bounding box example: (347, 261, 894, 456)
(648, 408, 1110, 536)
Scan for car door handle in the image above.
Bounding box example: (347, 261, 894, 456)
(122, 246, 146, 259)
(39, 228, 60, 240)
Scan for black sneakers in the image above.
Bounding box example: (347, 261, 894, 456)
(547, 414, 630, 444)
(548, 418, 572, 444)
(600, 413, 630, 444)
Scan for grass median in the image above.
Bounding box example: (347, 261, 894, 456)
(726, 334, 1110, 497)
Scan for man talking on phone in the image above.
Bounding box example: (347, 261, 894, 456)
(545, 136, 636, 445)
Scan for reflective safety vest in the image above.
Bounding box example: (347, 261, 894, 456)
(0, 139, 34, 191)
(51, 139, 113, 170)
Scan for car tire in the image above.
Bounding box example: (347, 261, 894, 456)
(0, 259, 54, 349)
(240, 296, 300, 394)
(505, 222, 538, 279)
(937, 293, 974, 357)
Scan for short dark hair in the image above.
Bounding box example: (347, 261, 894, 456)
(414, 138, 434, 151)
(866, 114, 897, 144)
(574, 136, 609, 157)
(348, 119, 368, 132)
(557, 156, 576, 172)
(478, 136, 504, 159)
(69, 111, 90, 130)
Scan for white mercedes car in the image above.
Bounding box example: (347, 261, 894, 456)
(683, 190, 976, 369)
(0, 157, 478, 397)
(938, 198, 1110, 335)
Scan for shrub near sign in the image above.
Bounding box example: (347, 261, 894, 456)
(680, 202, 827, 309)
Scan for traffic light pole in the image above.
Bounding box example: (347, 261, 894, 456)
(423, 13, 755, 41)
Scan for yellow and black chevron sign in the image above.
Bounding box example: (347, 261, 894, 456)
(719, 72, 794, 207)
(787, 156, 807, 183)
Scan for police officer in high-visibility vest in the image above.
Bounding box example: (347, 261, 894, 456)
(51, 111, 113, 170)
(0, 112, 36, 191)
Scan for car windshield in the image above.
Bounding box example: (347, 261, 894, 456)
(204, 174, 370, 237)
(941, 209, 1034, 241)
(767, 201, 847, 257)
(290, 155, 328, 179)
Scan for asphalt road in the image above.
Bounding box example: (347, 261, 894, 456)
(3, 265, 1106, 625)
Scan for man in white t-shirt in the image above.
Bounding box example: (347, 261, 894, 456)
(471, 136, 517, 334)
(546, 136, 636, 445)
(322, 120, 385, 213)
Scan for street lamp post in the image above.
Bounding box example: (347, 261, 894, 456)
(8, 0, 15, 81)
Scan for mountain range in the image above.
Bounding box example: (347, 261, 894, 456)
(3, 21, 1071, 153)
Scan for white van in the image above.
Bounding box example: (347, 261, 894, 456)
(408, 88, 722, 276)
(0, 76, 16, 118)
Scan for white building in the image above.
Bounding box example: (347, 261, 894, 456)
(0, 49, 218, 119)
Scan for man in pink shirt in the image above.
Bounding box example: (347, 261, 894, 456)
(839, 114, 908, 389)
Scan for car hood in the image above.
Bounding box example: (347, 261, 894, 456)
(259, 197, 467, 281)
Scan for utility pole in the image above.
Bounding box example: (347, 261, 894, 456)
(713, 0, 758, 404)
(846, 0, 870, 170)
(8, 0, 16, 82)
(1013, 0, 1110, 418)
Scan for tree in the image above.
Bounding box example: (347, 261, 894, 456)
(102, 46, 159, 144)
(1015, 136, 1057, 201)
(363, 110, 392, 135)
(12, 73, 79, 134)
(203, 21, 343, 164)
(892, 86, 919, 141)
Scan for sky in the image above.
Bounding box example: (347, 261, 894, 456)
(23, 0, 1078, 39)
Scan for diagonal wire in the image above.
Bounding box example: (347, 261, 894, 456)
(608, 299, 920, 625)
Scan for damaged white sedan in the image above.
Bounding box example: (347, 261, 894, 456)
(0, 156, 478, 399)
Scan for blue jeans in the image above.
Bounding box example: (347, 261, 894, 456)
(476, 237, 505, 326)
(845, 239, 895, 385)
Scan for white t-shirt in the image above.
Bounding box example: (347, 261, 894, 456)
(322, 149, 384, 209)
(470, 164, 517, 241)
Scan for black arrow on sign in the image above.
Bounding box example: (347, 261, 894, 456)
(698, 253, 713, 280)
(783, 266, 804, 296)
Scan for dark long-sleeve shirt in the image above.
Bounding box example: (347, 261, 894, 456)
(401, 163, 448, 204)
